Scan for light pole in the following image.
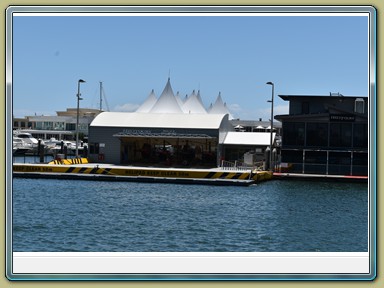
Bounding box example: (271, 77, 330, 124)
(266, 81, 274, 171)
(76, 79, 86, 158)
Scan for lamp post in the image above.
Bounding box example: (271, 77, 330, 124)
(76, 79, 86, 158)
(266, 81, 274, 171)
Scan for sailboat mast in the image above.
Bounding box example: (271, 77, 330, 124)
(99, 81, 103, 111)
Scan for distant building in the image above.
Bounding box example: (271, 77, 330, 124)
(12, 108, 102, 140)
(223, 119, 281, 165)
(13, 117, 33, 130)
(275, 94, 368, 176)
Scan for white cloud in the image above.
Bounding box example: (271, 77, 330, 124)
(227, 103, 242, 113)
(274, 104, 289, 115)
(254, 104, 289, 121)
(226, 103, 289, 121)
(113, 103, 140, 112)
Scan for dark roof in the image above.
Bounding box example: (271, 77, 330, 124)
(230, 119, 282, 128)
(278, 95, 368, 101)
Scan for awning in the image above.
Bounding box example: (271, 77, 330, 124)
(113, 131, 215, 139)
(223, 132, 275, 146)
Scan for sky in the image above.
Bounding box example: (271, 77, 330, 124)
(12, 12, 369, 120)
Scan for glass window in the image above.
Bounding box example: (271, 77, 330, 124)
(306, 123, 328, 147)
(328, 152, 351, 175)
(281, 150, 302, 163)
(353, 123, 368, 148)
(305, 151, 327, 164)
(66, 123, 76, 131)
(304, 151, 327, 174)
(282, 122, 305, 146)
(352, 152, 368, 166)
(89, 143, 99, 154)
(330, 123, 352, 148)
(355, 98, 365, 113)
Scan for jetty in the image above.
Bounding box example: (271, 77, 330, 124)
(13, 162, 273, 186)
(273, 172, 368, 182)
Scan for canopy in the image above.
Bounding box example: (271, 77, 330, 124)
(223, 132, 275, 146)
(91, 112, 229, 130)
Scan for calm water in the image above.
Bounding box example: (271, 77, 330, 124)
(12, 178, 368, 252)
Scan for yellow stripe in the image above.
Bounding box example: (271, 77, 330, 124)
(14, 163, 269, 182)
(238, 173, 250, 180)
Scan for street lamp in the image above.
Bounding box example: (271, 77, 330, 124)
(266, 81, 274, 171)
(76, 79, 86, 158)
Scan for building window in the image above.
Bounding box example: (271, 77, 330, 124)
(302, 102, 309, 114)
(281, 150, 303, 173)
(35, 122, 43, 129)
(89, 143, 99, 154)
(66, 123, 76, 131)
(304, 151, 327, 174)
(328, 152, 351, 175)
(306, 123, 328, 147)
(330, 123, 352, 148)
(355, 98, 365, 114)
(352, 152, 368, 176)
(282, 122, 305, 146)
(353, 123, 368, 148)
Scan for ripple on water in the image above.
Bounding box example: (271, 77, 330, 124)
(12, 179, 369, 252)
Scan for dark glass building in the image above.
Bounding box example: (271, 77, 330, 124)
(275, 94, 368, 176)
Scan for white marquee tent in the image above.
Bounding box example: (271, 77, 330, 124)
(135, 78, 233, 118)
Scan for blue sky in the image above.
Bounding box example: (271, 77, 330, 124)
(12, 13, 369, 120)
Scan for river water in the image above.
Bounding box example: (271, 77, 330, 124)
(11, 176, 368, 252)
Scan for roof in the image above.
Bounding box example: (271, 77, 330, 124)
(279, 94, 368, 101)
(208, 92, 234, 119)
(136, 89, 157, 113)
(230, 119, 282, 129)
(223, 132, 275, 146)
(182, 90, 207, 114)
(114, 131, 214, 139)
(90, 112, 229, 130)
(134, 78, 235, 118)
(149, 78, 183, 113)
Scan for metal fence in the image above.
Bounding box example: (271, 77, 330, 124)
(220, 160, 264, 171)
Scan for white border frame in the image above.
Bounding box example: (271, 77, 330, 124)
(6, 5, 376, 281)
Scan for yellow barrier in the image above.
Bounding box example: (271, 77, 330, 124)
(48, 158, 89, 165)
(14, 163, 273, 185)
(251, 170, 273, 182)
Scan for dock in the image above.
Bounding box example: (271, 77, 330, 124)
(13, 163, 273, 186)
(273, 172, 368, 182)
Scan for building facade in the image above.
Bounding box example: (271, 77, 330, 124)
(87, 78, 275, 167)
(275, 94, 368, 176)
(13, 108, 102, 140)
(88, 112, 232, 166)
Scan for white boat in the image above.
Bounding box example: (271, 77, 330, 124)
(13, 131, 46, 155)
(12, 137, 32, 155)
(13, 131, 40, 147)
(44, 139, 81, 155)
(44, 137, 63, 149)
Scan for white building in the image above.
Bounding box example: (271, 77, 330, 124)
(88, 78, 275, 167)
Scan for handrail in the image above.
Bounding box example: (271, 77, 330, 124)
(220, 160, 264, 171)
